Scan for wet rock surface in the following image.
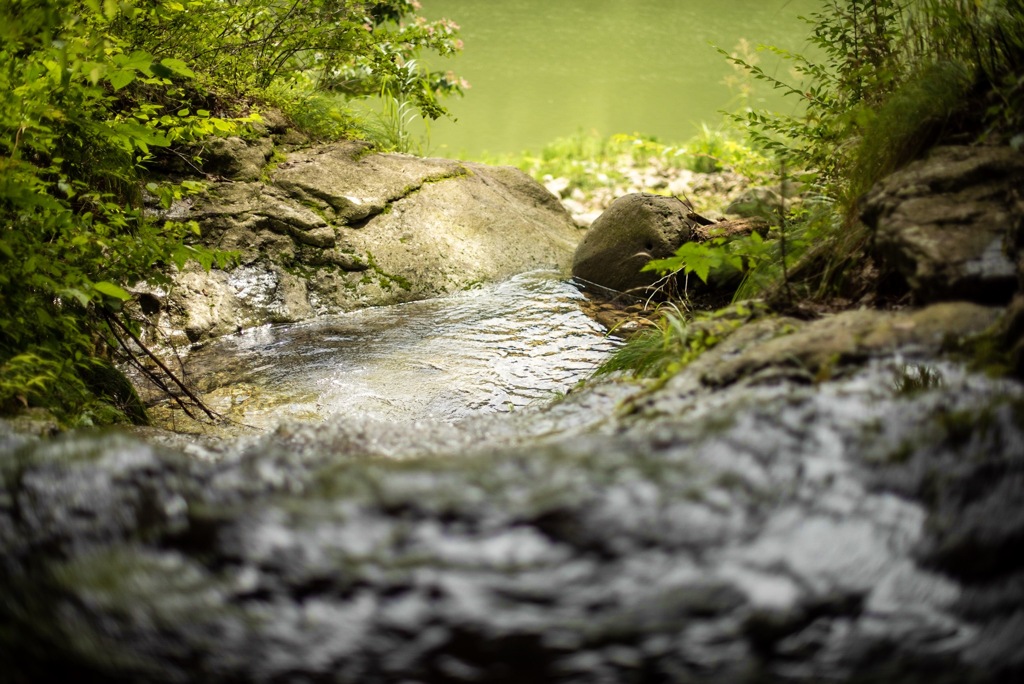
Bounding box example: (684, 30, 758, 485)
(3, 299, 1024, 682)
(141, 271, 619, 435)
(6, 135, 1024, 682)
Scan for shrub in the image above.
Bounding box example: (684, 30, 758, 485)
(1, 0, 468, 424)
(695, 0, 1024, 303)
(0, 0, 245, 423)
(595, 302, 769, 380)
(113, 0, 467, 128)
(604, 0, 1024, 378)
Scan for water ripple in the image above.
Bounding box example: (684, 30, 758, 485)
(167, 271, 620, 430)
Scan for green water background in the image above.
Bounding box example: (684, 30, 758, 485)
(414, 0, 821, 158)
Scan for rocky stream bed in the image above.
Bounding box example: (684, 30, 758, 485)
(2, 138, 1024, 682)
(2, 294, 1023, 683)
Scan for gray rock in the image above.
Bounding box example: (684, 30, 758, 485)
(200, 136, 274, 181)
(572, 193, 701, 294)
(249, 107, 290, 137)
(170, 263, 313, 342)
(2, 349, 1023, 683)
(273, 141, 463, 223)
(684, 301, 1001, 390)
(292, 225, 337, 248)
(149, 141, 579, 342)
(862, 145, 1024, 304)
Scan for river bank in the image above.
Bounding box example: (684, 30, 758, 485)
(481, 130, 771, 228)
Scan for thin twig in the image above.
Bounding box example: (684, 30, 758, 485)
(777, 156, 795, 306)
(103, 313, 198, 420)
(103, 310, 220, 421)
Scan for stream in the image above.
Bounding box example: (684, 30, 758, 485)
(149, 270, 620, 434)
(4, 274, 1024, 681)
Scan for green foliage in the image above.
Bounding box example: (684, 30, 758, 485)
(357, 59, 437, 153)
(672, 124, 768, 175)
(596, 301, 769, 380)
(733, 197, 835, 300)
(638, 215, 802, 310)
(848, 59, 972, 199)
(712, 0, 1024, 303)
(113, 0, 467, 127)
(603, 0, 1024, 386)
(263, 78, 362, 142)
(0, 0, 234, 423)
(722, 0, 909, 198)
(1, 0, 468, 424)
(646, 241, 738, 286)
(644, 229, 776, 289)
(485, 129, 768, 198)
(730, 0, 1024, 196)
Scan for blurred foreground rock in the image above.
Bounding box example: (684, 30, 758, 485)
(2, 298, 1023, 683)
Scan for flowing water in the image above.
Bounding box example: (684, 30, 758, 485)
(416, 0, 821, 157)
(152, 271, 619, 433)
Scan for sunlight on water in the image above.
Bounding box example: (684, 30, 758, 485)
(163, 272, 619, 431)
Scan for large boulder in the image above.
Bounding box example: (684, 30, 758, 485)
(571, 193, 701, 294)
(143, 141, 580, 344)
(571, 193, 768, 297)
(862, 145, 1024, 305)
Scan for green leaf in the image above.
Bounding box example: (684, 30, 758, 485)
(108, 69, 135, 91)
(109, 120, 171, 149)
(117, 51, 155, 71)
(93, 281, 132, 300)
(85, 62, 106, 85)
(159, 58, 195, 79)
(645, 242, 724, 284)
(149, 62, 172, 78)
(682, 250, 714, 284)
(62, 288, 92, 306)
(170, 245, 194, 269)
